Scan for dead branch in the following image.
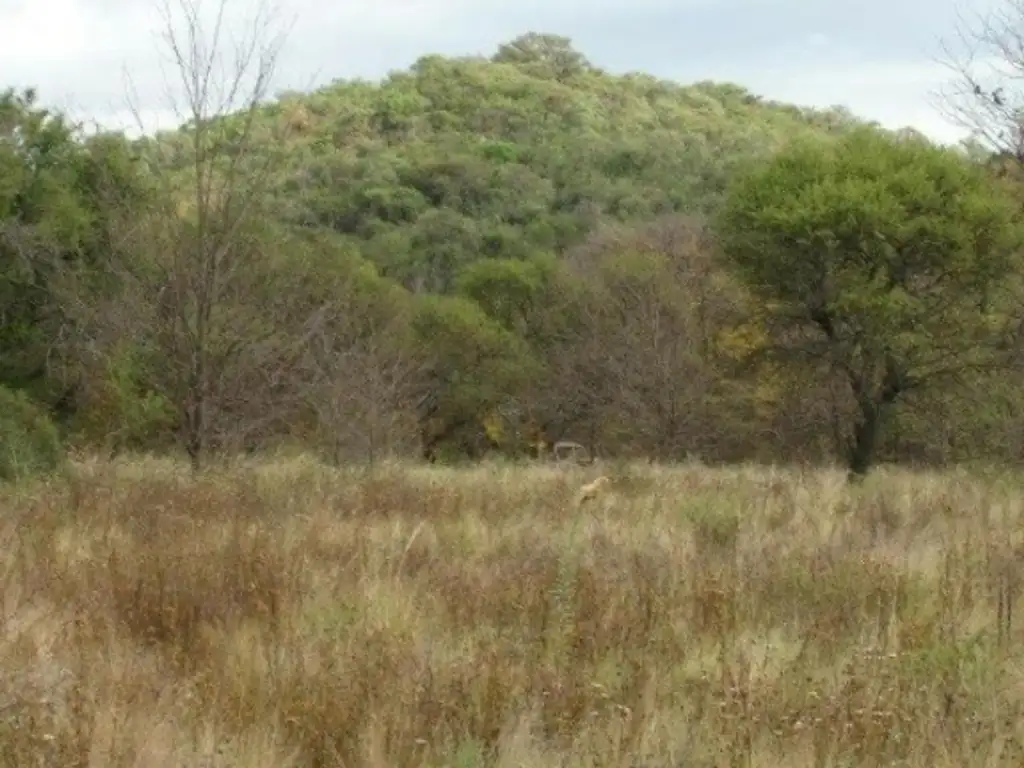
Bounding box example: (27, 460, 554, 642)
(937, 1, 1024, 157)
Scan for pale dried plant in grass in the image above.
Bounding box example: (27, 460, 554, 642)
(2, 455, 1024, 766)
(575, 475, 611, 507)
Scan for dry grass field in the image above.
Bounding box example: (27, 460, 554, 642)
(2, 456, 1024, 766)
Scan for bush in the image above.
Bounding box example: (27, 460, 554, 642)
(0, 386, 64, 481)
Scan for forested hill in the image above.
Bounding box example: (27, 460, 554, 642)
(7, 31, 1021, 478)
(151, 34, 867, 294)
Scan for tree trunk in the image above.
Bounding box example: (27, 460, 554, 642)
(846, 402, 882, 479)
(185, 421, 203, 474)
(843, 357, 907, 480)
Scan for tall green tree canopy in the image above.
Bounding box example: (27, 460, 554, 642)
(0, 89, 144, 401)
(716, 126, 1024, 475)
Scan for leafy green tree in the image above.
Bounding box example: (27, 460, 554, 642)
(412, 295, 537, 460)
(66, 340, 176, 455)
(492, 33, 593, 80)
(407, 208, 482, 293)
(716, 126, 1024, 476)
(0, 90, 149, 428)
(455, 256, 559, 338)
(0, 89, 92, 395)
(455, 255, 587, 453)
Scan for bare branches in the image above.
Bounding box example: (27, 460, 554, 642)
(938, 0, 1024, 156)
(560, 215, 739, 459)
(128, 0, 290, 129)
(299, 302, 423, 465)
(58, 0, 313, 469)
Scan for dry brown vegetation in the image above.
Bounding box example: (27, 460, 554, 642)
(2, 457, 1024, 766)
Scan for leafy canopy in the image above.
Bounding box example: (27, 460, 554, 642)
(717, 126, 1024, 383)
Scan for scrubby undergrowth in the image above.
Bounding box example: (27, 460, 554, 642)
(0, 385, 65, 482)
(1, 456, 1022, 766)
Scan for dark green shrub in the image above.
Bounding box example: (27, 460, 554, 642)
(0, 386, 64, 481)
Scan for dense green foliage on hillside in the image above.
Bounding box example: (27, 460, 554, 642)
(259, 42, 861, 292)
(3, 32, 1024, 476)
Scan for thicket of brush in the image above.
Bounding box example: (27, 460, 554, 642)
(1, 456, 1023, 766)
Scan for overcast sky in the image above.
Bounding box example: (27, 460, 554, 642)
(0, 0, 993, 143)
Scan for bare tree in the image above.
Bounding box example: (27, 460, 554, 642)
(938, 1, 1024, 158)
(301, 305, 422, 465)
(63, 0, 317, 469)
(560, 215, 742, 460)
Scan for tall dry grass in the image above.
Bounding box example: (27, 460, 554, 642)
(1, 455, 1023, 766)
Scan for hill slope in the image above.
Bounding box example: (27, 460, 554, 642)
(236, 34, 867, 292)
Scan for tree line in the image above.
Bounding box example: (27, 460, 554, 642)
(2, 0, 1024, 479)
